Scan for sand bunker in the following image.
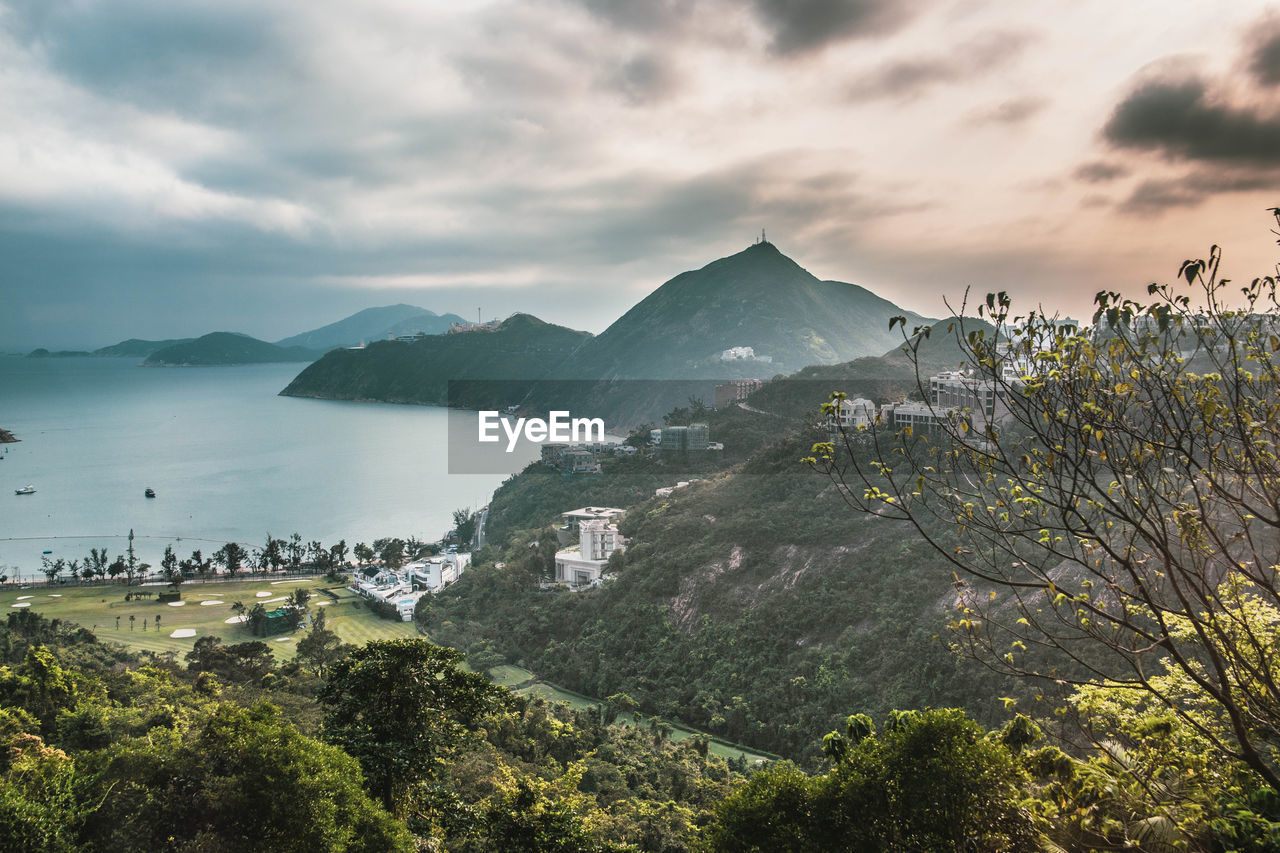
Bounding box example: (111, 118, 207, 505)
(274, 636, 292, 642)
(263, 596, 289, 603)
(316, 600, 332, 606)
(16, 595, 31, 600)
(224, 614, 248, 624)
(47, 594, 61, 597)
(169, 629, 197, 638)
(270, 579, 308, 585)
(167, 601, 186, 607)
(200, 600, 221, 606)
(10, 602, 29, 608)
(255, 592, 271, 597)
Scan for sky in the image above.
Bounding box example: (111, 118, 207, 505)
(3, 0, 1280, 350)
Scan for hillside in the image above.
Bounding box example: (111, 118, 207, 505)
(280, 313, 592, 405)
(144, 332, 321, 366)
(424, 424, 1026, 765)
(275, 304, 467, 351)
(94, 337, 196, 357)
(552, 241, 930, 381)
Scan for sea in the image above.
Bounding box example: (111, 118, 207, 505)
(0, 356, 536, 582)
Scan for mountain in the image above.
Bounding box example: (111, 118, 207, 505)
(552, 241, 931, 381)
(276, 243, 931, 425)
(94, 338, 196, 357)
(274, 304, 467, 352)
(144, 332, 322, 366)
(280, 313, 592, 405)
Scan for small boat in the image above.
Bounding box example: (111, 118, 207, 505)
(15, 485, 35, 495)
(144, 488, 156, 498)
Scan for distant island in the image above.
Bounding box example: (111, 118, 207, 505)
(0, 428, 17, 443)
(144, 332, 322, 366)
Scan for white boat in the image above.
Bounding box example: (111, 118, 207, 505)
(14, 484, 35, 495)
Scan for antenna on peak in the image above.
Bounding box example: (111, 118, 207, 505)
(761, 228, 767, 244)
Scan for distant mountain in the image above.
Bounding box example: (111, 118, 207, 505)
(94, 338, 196, 358)
(274, 304, 467, 352)
(552, 241, 930, 381)
(144, 333, 321, 366)
(280, 313, 592, 405)
(278, 243, 932, 425)
(27, 348, 92, 358)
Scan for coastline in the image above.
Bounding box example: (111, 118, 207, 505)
(0, 428, 18, 443)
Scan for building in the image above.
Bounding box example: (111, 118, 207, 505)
(541, 443, 569, 467)
(720, 346, 755, 360)
(561, 506, 626, 532)
(830, 397, 876, 430)
(560, 449, 601, 476)
(714, 378, 764, 409)
(660, 422, 709, 453)
(554, 518, 625, 589)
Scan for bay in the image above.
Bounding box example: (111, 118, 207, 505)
(0, 356, 532, 581)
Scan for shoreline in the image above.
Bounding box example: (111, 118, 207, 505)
(0, 428, 17, 443)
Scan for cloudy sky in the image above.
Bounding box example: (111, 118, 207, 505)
(4, 0, 1280, 350)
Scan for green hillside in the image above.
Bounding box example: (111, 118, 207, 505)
(144, 332, 321, 365)
(280, 313, 592, 405)
(94, 337, 196, 357)
(552, 241, 930, 381)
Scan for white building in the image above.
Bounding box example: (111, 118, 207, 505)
(721, 346, 756, 360)
(554, 518, 624, 589)
(561, 506, 626, 531)
(830, 397, 876, 430)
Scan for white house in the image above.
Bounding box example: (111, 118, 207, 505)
(831, 397, 876, 430)
(554, 518, 624, 589)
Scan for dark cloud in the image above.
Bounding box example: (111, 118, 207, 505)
(1117, 170, 1276, 214)
(1104, 78, 1280, 165)
(751, 0, 916, 55)
(965, 95, 1048, 126)
(613, 53, 683, 104)
(576, 0, 696, 33)
(1073, 161, 1129, 183)
(847, 31, 1032, 101)
(14, 0, 288, 122)
(1248, 25, 1280, 85)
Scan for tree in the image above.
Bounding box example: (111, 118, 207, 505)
(353, 542, 374, 565)
(106, 556, 125, 583)
(288, 533, 304, 571)
(161, 545, 183, 590)
(296, 616, 348, 678)
(813, 213, 1280, 793)
(452, 508, 477, 548)
(86, 548, 109, 582)
(625, 423, 656, 449)
(79, 703, 412, 851)
(705, 709, 1036, 851)
(191, 548, 212, 583)
(39, 557, 63, 585)
(376, 538, 406, 570)
(320, 639, 509, 815)
(214, 542, 247, 578)
(330, 539, 349, 568)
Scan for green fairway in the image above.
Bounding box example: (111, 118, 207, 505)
(489, 664, 778, 765)
(0, 578, 418, 660)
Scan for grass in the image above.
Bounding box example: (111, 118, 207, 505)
(0, 578, 418, 660)
(487, 664, 779, 765)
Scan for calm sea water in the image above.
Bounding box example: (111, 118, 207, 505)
(0, 357, 532, 580)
